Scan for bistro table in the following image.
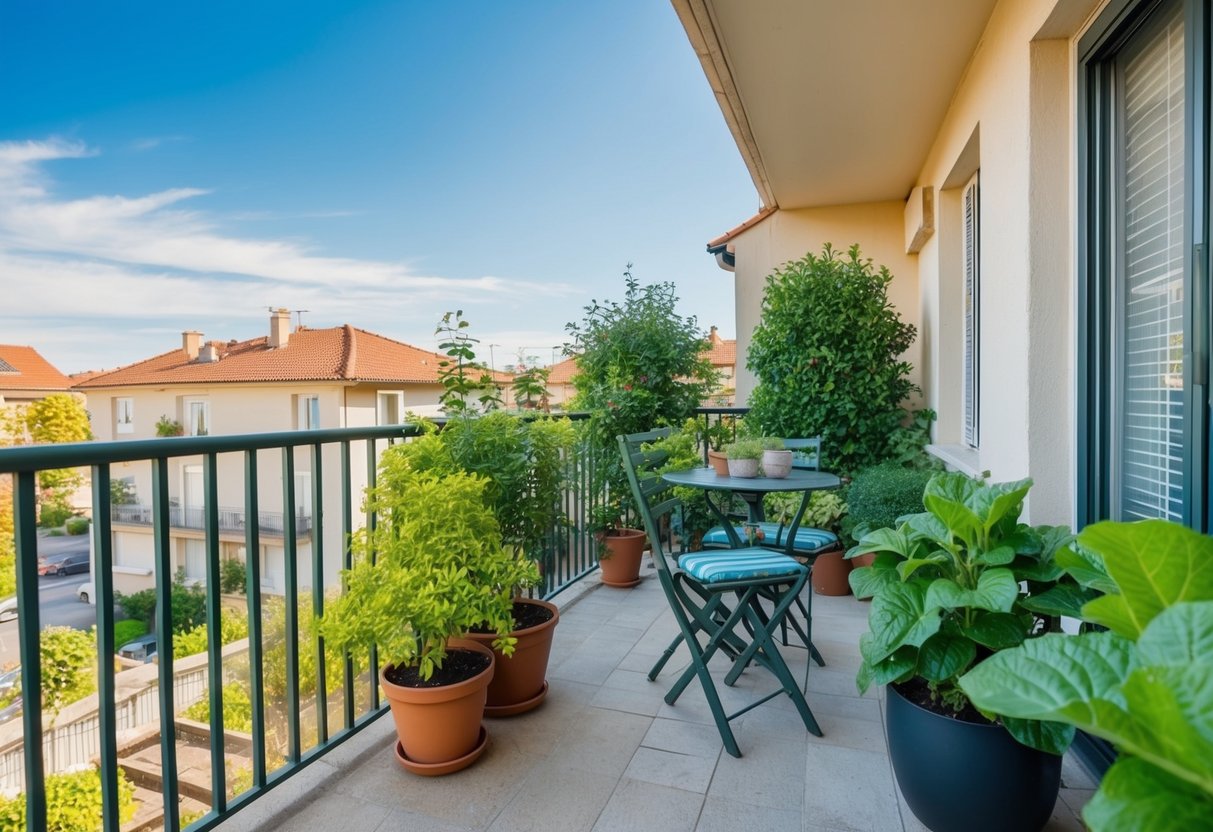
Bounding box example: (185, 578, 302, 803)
(661, 467, 842, 554)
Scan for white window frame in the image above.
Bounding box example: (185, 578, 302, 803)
(377, 391, 405, 425)
(296, 395, 321, 430)
(183, 398, 210, 436)
(115, 397, 134, 435)
(962, 172, 980, 449)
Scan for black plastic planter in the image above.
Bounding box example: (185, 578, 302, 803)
(886, 682, 1062, 832)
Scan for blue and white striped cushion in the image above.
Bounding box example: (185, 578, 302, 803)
(701, 523, 838, 553)
(679, 549, 807, 584)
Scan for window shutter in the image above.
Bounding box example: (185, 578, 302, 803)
(1116, 4, 1185, 522)
(962, 177, 979, 448)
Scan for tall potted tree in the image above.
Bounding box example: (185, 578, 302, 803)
(850, 473, 1083, 831)
(320, 465, 538, 775)
(564, 265, 719, 587)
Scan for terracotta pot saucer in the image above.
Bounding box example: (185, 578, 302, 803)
(484, 680, 548, 718)
(394, 726, 489, 776)
(601, 574, 642, 588)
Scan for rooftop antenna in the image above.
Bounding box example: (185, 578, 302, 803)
(294, 309, 310, 329)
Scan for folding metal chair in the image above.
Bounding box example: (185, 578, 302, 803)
(617, 429, 822, 757)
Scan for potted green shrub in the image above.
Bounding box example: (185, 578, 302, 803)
(725, 438, 764, 478)
(843, 462, 937, 568)
(959, 520, 1213, 831)
(849, 472, 1081, 832)
(320, 464, 538, 775)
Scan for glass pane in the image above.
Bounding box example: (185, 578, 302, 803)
(1116, 3, 1185, 522)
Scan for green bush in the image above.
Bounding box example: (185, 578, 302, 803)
(38, 503, 75, 529)
(842, 463, 935, 542)
(173, 608, 250, 658)
(747, 243, 918, 475)
(117, 570, 206, 633)
(220, 558, 246, 595)
(0, 765, 136, 831)
(183, 681, 253, 733)
(64, 517, 90, 536)
(5, 626, 97, 714)
(112, 619, 147, 649)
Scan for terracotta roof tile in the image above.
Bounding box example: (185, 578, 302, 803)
(705, 329, 736, 367)
(0, 345, 73, 391)
(74, 326, 464, 389)
(546, 356, 580, 385)
(707, 206, 777, 249)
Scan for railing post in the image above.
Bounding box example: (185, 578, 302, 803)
(203, 452, 226, 815)
(14, 471, 46, 832)
(152, 457, 180, 832)
(91, 464, 122, 832)
(244, 450, 267, 788)
(310, 442, 327, 745)
(281, 449, 301, 763)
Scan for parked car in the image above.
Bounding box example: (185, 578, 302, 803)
(76, 580, 93, 604)
(36, 551, 90, 577)
(0, 667, 19, 700)
(117, 634, 158, 663)
(0, 596, 16, 622)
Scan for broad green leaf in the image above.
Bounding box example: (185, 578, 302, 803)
(1137, 602, 1213, 666)
(1055, 544, 1118, 594)
(861, 581, 942, 664)
(958, 631, 1136, 720)
(916, 633, 976, 682)
(925, 568, 1018, 613)
(1020, 583, 1099, 619)
(849, 564, 896, 599)
(962, 611, 1027, 649)
(1078, 520, 1213, 638)
(973, 545, 1015, 566)
(1037, 525, 1076, 559)
(922, 474, 982, 543)
(896, 554, 948, 581)
(1083, 757, 1213, 832)
(1003, 527, 1044, 555)
(1013, 556, 1065, 583)
(869, 646, 917, 687)
(848, 527, 917, 559)
(903, 512, 952, 548)
(1113, 666, 1213, 792)
(855, 660, 873, 695)
(969, 477, 1032, 530)
(1000, 716, 1074, 756)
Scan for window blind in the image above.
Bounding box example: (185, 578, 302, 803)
(1117, 3, 1185, 522)
(963, 178, 979, 448)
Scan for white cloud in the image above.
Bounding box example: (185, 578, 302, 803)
(0, 137, 580, 371)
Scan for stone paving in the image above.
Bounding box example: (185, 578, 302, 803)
(215, 566, 1097, 832)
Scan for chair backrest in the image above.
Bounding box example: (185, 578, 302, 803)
(784, 437, 823, 471)
(616, 429, 678, 569)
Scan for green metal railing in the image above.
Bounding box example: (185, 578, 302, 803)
(0, 420, 609, 832)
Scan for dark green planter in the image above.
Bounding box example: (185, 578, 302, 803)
(886, 682, 1062, 832)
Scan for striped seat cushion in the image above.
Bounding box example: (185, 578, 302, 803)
(679, 549, 807, 584)
(702, 523, 838, 553)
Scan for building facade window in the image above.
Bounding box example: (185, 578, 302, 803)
(183, 398, 210, 436)
(377, 391, 404, 425)
(114, 397, 134, 435)
(1079, 0, 1210, 529)
(296, 394, 320, 430)
(962, 172, 980, 449)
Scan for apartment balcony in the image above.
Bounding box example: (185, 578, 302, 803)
(111, 504, 314, 538)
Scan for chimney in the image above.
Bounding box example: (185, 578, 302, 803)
(270, 308, 291, 349)
(182, 331, 202, 360)
(709, 326, 719, 343)
(199, 344, 220, 363)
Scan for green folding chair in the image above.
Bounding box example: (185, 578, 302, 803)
(617, 429, 822, 757)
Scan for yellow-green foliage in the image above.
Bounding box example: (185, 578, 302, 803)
(172, 608, 250, 658)
(23, 394, 91, 496)
(33, 627, 96, 714)
(0, 765, 136, 831)
(0, 478, 14, 599)
(320, 466, 539, 680)
(183, 681, 253, 733)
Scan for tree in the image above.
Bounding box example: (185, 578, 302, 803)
(0, 626, 97, 715)
(4, 395, 93, 527)
(747, 244, 918, 475)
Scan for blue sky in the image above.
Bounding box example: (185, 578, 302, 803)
(0, 1, 756, 374)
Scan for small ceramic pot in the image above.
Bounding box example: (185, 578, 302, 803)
(707, 449, 730, 476)
(727, 457, 760, 478)
(762, 449, 793, 478)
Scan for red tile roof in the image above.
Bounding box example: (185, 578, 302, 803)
(74, 326, 472, 389)
(546, 356, 580, 385)
(705, 329, 736, 367)
(707, 206, 777, 249)
(0, 345, 74, 391)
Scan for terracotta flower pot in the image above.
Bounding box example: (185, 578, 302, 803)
(707, 449, 730, 476)
(850, 552, 876, 569)
(382, 638, 494, 774)
(762, 449, 793, 478)
(598, 527, 646, 587)
(465, 597, 560, 716)
(811, 548, 852, 595)
(727, 457, 760, 478)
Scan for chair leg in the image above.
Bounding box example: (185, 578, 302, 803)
(737, 594, 823, 738)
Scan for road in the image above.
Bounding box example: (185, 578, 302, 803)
(0, 534, 119, 668)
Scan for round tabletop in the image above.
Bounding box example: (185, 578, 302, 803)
(661, 467, 840, 493)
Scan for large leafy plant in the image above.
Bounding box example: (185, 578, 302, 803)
(849, 472, 1082, 754)
(747, 243, 917, 475)
(320, 466, 539, 680)
(959, 521, 1213, 831)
